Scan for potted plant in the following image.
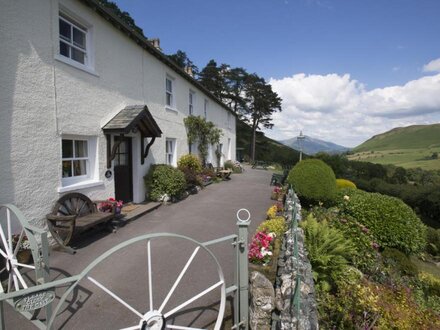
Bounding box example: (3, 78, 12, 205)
(100, 198, 123, 214)
(12, 234, 32, 264)
(248, 231, 281, 283)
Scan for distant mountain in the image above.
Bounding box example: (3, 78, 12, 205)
(353, 123, 440, 152)
(279, 136, 350, 155)
(236, 120, 301, 165)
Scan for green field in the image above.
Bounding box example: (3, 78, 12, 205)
(349, 124, 440, 169)
(348, 147, 440, 170)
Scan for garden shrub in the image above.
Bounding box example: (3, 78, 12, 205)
(336, 178, 356, 189)
(180, 167, 203, 188)
(382, 248, 418, 276)
(305, 206, 379, 275)
(224, 160, 234, 170)
(177, 154, 202, 174)
(338, 188, 427, 254)
(287, 159, 337, 206)
(426, 227, 440, 256)
(300, 214, 356, 291)
(257, 216, 287, 238)
(144, 164, 186, 201)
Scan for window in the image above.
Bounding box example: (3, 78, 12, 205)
(59, 13, 88, 65)
(204, 99, 208, 119)
(62, 139, 89, 178)
(166, 139, 176, 166)
(166, 77, 174, 108)
(189, 91, 195, 115)
(227, 112, 231, 129)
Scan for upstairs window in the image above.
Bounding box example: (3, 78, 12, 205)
(166, 138, 176, 166)
(166, 77, 174, 108)
(62, 139, 89, 178)
(204, 99, 208, 119)
(59, 13, 87, 65)
(189, 91, 195, 115)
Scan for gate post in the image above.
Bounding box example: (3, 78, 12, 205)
(236, 209, 251, 330)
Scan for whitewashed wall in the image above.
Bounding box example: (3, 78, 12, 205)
(0, 0, 236, 227)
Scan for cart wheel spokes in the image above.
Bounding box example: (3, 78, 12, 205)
(83, 236, 225, 330)
(0, 207, 36, 294)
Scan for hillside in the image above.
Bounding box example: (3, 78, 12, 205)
(354, 124, 440, 152)
(236, 120, 301, 166)
(349, 124, 440, 170)
(280, 135, 349, 155)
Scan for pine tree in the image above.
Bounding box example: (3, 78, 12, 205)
(243, 74, 282, 161)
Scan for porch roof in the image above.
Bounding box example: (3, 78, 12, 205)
(102, 105, 162, 137)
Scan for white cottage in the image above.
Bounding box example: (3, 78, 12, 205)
(0, 0, 236, 227)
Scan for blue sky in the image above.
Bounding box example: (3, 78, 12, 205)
(114, 0, 440, 147)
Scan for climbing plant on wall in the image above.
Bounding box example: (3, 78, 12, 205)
(184, 116, 223, 165)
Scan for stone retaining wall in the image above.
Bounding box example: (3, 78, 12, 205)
(249, 190, 319, 330)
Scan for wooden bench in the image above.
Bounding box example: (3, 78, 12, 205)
(46, 192, 116, 254)
(270, 169, 289, 186)
(252, 161, 268, 170)
(217, 169, 232, 180)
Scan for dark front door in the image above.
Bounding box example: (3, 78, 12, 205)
(114, 136, 133, 203)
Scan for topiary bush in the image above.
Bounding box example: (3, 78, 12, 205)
(257, 216, 287, 238)
(177, 154, 202, 174)
(336, 178, 356, 189)
(144, 164, 186, 201)
(287, 159, 337, 206)
(338, 188, 427, 254)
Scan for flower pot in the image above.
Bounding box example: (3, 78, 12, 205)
(249, 239, 281, 283)
(17, 250, 32, 264)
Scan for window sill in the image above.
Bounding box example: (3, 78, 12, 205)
(58, 180, 104, 193)
(165, 106, 178, 113)
(55, 55, 99, 77)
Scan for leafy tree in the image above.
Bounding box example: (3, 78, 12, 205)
(98, 0, 145, 37)
(223, 67, 249, 116)
(198, 60, 227, 99)
(243, 74, 282, 161)
(167, 50, 199, 75)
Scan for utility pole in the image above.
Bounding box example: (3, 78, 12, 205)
(297, 130, 305, 161)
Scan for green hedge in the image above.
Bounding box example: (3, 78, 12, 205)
(287, 159, 337, 205)
(144, 164, 186, 201)
(338, 189, 427, 254)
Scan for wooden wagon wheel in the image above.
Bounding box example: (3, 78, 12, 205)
(48, 193, 94, 246)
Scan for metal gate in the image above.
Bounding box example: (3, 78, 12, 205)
(0, 204, 251, 330)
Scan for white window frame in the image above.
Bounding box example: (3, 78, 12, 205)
(204, 99, 208, 119)
(189, 90, 195, 115)
(166, 138, 177, 166)
(55, 8, 97, 76)
(165, 76, 176, 110)
(59, 135, 101, 192)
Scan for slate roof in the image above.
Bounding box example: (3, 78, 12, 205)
(78, 0, 236, 117)
(102, 105, 162, 137)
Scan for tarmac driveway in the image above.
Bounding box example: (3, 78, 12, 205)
(6, 167, 274, 329)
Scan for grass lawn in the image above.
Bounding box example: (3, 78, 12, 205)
(348, 147, 440, 170)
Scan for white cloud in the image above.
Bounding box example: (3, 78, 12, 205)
(266, 71, 440, 147)
(423, 58, 440, 73)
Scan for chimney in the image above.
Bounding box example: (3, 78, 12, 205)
(185, 66, 194, 77)
(150, 38, 161, 51)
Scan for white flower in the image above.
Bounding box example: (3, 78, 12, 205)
(261, 247, 273, 256)
(268, 232, 276, 238)
(343, 195, 350, 201)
